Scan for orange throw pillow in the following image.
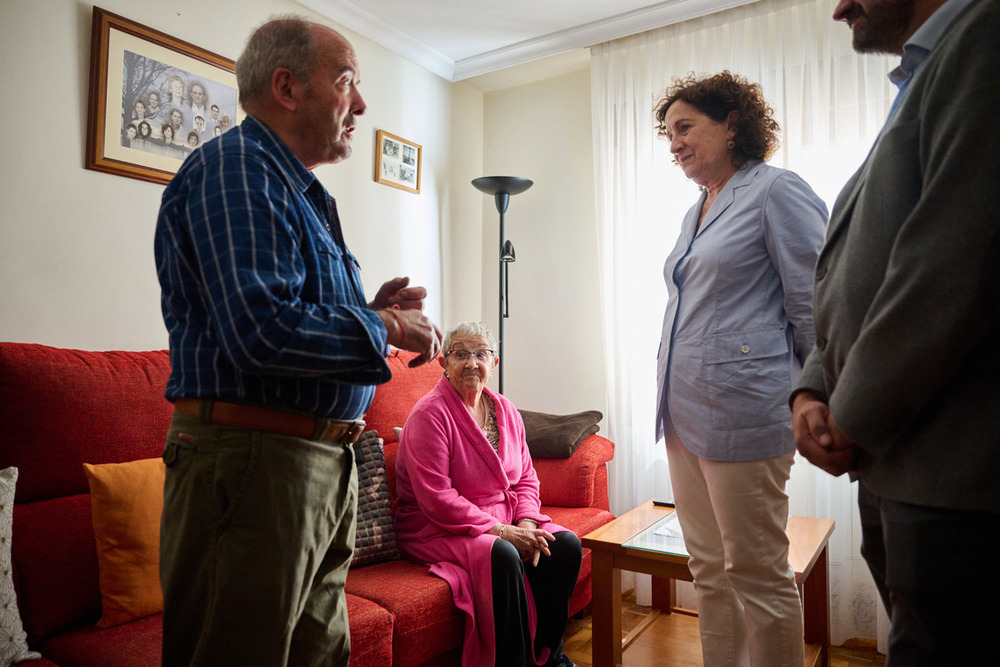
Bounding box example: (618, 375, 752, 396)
(83, 457, 165, 628)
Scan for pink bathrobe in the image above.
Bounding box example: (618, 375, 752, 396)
(393, 376, 564, 666)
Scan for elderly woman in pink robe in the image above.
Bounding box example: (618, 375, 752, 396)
(394, 322, 582, 667)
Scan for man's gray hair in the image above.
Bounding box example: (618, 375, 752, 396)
(236, 15, 317, 109)
(443, 322, 498, 353)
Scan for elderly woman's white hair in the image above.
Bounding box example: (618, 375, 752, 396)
(442, 321, 498, 354)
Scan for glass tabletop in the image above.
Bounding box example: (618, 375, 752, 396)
(621, 511, 689, 557)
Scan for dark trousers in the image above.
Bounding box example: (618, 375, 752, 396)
(491, 531, 582, 666)
(858, 481, 1000, 666)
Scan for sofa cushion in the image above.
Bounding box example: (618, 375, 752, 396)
(83, 458, 165, 628)
(37, 596, 392, 667)
(38, 613, 161, 667)
(0, 467, 42, 666)
(519, 409, 602, 459)
(12, 495, 101, 644)
(346, 560, 464, 667)
(351, 431, 400, 568)
(382, 441, 400, 501)
(533, 435, 614, 508)
(0, 344, 172, 504)
(345, 593, 394, 667)
(363, 349, 443, 444)
(545, 506, 616, 542)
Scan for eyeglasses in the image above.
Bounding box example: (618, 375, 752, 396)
(444, 349, 494, 363)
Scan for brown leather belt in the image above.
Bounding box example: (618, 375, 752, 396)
(173, 398, 366, 444)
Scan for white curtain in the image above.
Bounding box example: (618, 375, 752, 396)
(591, 0, 894, 647)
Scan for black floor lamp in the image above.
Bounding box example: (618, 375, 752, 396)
(471, 176, 533, 394)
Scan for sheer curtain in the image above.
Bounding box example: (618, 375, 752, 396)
(591, 0, 893, 646)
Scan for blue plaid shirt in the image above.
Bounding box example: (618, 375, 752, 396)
(154, 116, 390, 419)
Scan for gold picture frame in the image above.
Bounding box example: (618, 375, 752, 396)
(85, 6, 244, 185)
(374, 130, 422, 194)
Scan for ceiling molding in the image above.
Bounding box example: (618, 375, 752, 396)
(453, 0, 756, 80)
(295, 0, 455, 79)
(297, 0, 759, 82)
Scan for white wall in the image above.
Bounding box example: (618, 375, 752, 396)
(480, 69, 608, 417)
(0, 0, 484, 350)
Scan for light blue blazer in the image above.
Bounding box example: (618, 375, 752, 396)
(655, 159, 827, 461)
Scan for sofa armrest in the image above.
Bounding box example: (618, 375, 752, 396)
(534, 435, 614, 510)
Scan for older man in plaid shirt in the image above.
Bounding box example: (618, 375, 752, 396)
(153, 16, 441, 667)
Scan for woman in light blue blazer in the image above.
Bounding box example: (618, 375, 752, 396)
(653, 71, 826, 667)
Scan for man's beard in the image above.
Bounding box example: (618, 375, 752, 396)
(850, 0, 915, 54)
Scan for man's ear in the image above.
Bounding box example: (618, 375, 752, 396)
(271, 68, 301, 112)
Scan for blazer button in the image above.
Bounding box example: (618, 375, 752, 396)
(741, 345, 750, 354)
(816, 266, 827, 280)
(816, 337, 827, 350)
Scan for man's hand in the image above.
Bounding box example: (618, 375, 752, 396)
(792, 391, 858, 476)
(369, 276, 426, 311)
(378, 306, 443, 367)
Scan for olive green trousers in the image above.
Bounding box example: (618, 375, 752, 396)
(160, 409, 357, 667)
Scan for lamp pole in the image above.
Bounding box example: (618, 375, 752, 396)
(471, 176, 533, 394)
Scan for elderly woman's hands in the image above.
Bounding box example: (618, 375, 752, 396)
(497, 522, 556, 566)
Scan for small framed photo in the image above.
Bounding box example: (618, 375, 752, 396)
(85, 7, 244, 185)
(374, 130, 422, 194)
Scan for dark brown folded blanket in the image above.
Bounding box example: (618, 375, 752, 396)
(518, 409, 603, 459)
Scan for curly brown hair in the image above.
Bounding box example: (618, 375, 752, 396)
(653, 71, 780, 164)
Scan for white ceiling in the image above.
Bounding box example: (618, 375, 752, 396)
(295, 0, 759, 82)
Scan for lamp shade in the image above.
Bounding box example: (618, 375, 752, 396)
(471, 176, 533, 197)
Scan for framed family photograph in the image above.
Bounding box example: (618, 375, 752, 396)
(85, 7, 244, 185)
(374, 130, 422, 194)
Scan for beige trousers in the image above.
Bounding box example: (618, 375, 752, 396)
(665, 438, 803, 667)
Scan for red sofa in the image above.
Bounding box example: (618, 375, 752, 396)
(0, 342, 615, 666)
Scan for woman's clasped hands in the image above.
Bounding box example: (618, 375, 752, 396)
(498, 521, 556, 566)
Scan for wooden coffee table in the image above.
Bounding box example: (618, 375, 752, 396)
(581, 500, 834, 667)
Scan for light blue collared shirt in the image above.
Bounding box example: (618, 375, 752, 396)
(889, 0, 976, 94)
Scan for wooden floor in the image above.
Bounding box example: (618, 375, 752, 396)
(562, 592, 886, 666)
